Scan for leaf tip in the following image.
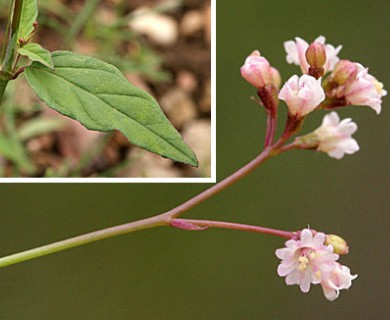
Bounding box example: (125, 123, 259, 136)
(187, 155, 199, 167)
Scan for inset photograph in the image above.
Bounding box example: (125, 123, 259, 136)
(0, 0, 213, 180)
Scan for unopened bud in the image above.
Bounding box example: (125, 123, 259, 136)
(325, 234, 349, 255)
(18, 38, 27, 46)
(306, 42, 327, 69)
(332, 60, 358, 85)
(241, 50, 272, 89)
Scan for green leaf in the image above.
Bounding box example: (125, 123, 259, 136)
(25, 51, 198, 166)
(17, 43, 54, 69)
(18, 0, 38, 41)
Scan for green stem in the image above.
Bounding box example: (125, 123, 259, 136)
(0, 0, 24, 106)
(1, 0, 24, 73)
(0, 214, 170, 268)
(0, 1, 13, 64)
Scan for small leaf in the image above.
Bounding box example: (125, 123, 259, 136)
(18, 43, 54, 69)
(25, 51, 198, 166)
(18, 0, 38, 41)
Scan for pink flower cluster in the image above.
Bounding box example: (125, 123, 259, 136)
(240, 35, 386, 159)
(276, 229, 357, 301)
(280, 35, 386, 117)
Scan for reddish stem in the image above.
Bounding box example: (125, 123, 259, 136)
(308, 67, 324, 79)
(257, 85, 278, 147)
(165, 114, 305, 220)
(165, 145, 276, 219)
(264, 111, 277, 147)
(172, 219, 295, 239)
(279, 142, 300, 153)
(11, 66, 24, 79)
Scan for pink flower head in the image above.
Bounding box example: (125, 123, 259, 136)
(279, 75, 325, 117)
(276, 229, 339, 293)
(314, 112, 359, 159)
(241, 51, 280, 89)
(321, 263, 358, 301)
(276, 228, 357, 301)
(284, 36, 342, 74)
(342, 63, 387, 114)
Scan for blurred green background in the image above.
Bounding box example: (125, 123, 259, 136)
(1, 0, 390, 319)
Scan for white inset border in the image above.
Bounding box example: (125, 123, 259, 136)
(0, 0, 216, 184)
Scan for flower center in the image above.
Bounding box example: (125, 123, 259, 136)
(298, 255, 309, 270)
(374, 80, 385, 95)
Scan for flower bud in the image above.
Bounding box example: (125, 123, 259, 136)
(241, 50, 273, 89)
(325, 234, 349, 255)
(284, 36, 342, 74)
(306, 42, 327, 69)
(332, 60, 358, 85)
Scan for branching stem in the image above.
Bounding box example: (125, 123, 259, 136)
(0, 12, 304, 268)
(0, 139, 292, 269)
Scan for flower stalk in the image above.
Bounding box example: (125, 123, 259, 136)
(171, 219, 295, 239)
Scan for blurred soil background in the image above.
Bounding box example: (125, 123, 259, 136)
(0, 0, 211, 178)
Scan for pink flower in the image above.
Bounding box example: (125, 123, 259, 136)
(321, 263, 357, 301)
(314, 112, 359, 159)
(276, 228, 357, 301)
(276, 229, 339, 293)
(284, 36, 342, 74)
(279, 75, 325, 117)
(241, 51, 280, 89)
(342, 63, 387, 114)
